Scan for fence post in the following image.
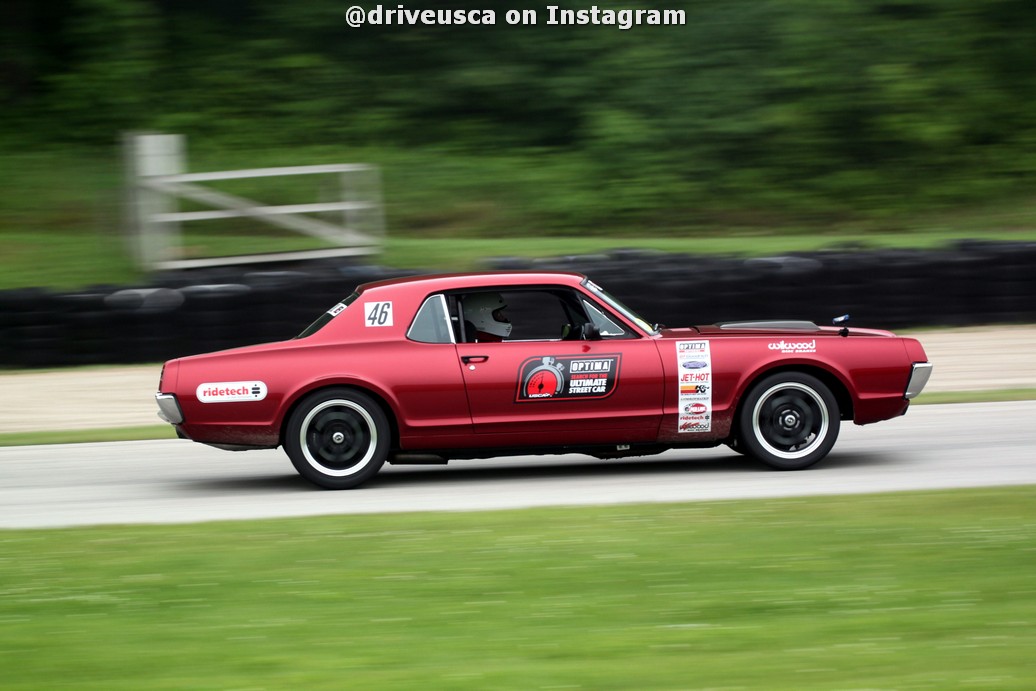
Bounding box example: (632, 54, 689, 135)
(124, 133, 185, 269)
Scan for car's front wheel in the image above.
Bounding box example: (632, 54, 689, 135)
(737, 372, 840, 470)
(285, 388, 390, 489)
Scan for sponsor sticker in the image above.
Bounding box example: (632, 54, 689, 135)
(327, 302, 348, 317)
(516, 354, 621, 402)
(679, 416, 711, 433)
(768, 339, 817, 354)
(197, 381, 268, 403)
(676, 340, 712, 433)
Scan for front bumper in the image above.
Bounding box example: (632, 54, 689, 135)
(904, 362, 934, 399)
(155, 393, 184, 424)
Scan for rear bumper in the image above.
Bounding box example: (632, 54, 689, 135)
(155, 393, 184, 424)
(905, 362, 934, 399)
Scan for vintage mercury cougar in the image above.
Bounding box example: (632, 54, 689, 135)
(156, 272, 933, 489)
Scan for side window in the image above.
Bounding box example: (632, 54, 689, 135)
(500, 291, 575, 341)
(407, 294, 454, 344)
(453, 289, 587, 343)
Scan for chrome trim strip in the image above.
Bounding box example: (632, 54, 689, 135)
(155, 393, 184, 424)
(905, 362, 934, 399)
(437, 293, 455, 344)
(717, 320, 820, 331)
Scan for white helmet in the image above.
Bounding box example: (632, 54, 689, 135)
(466, 293, 512, 338)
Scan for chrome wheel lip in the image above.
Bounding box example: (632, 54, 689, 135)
(299, 399, 377, 477)
(751, 382, 829, 460)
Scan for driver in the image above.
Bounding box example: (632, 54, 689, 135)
(465, 293, 511, 342)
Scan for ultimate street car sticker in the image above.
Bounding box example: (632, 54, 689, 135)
(197, 381, 268, 403)
(676, 341, 712, 433)
(516, 354, 621, 402)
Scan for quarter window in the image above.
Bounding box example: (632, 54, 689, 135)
(407, 294, 454, 344)
(583, 300, 627, 337)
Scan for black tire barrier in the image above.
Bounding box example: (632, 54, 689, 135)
(1, 243, 1034, 368)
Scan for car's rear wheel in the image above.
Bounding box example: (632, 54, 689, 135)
(737, 372, 839, 470)
(285, 388, 389, 489)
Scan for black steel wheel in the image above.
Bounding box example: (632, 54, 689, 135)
(285, 388, 389, 489)
(737, 372, 840, 470)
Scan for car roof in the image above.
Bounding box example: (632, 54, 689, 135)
(357, 271, 588, 294)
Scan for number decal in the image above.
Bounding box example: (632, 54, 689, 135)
(364, 301, 393, 327)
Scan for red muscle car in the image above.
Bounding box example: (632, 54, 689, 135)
(155, 272, 933, 489)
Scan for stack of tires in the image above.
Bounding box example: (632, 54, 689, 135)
(2, 243, 1035, 368)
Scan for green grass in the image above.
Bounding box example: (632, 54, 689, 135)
(1, 487, 1034, 689)
(0, 229, 141, 290)
(912, 388, 1036, 405)
(380, 230, 1036, 271)
(7, 228, 1036, 291)
(0, 425, 174, 447)
(3, 146, 1036, 290)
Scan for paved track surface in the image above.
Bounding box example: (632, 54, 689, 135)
(2, 401, 1033, 529)
(2, 325, 1035, 433)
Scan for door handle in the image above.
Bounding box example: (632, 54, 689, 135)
(462, 355, 489, 364)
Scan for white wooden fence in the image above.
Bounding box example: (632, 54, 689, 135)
(124, 133, 384, 270)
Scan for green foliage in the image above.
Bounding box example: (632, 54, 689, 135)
(2, 0, 1036, 224)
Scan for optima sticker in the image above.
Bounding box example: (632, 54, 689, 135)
(516, 355, 621, 402)
(197, 381, 268, 403)
(676, 341, 712, 433)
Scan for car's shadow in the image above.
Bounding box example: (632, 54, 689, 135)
(372, 453, 749, 488)
(371, 448, 898, 489)
(180, 449, 897, 494)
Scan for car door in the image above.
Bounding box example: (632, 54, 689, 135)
(452, 287, 665, 445)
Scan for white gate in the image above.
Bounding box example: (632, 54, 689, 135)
(124, 133, 384, 270)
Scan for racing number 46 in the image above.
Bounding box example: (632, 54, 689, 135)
(364, 301, 393, 327)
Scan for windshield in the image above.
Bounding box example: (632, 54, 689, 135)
(295, 292, 359, 339)
(582, 278, 658, 335)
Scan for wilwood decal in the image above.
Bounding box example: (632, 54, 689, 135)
(516, 354, 621, 402)
(768, 339, 816, 354)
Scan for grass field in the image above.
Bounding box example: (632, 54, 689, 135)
(9, 227, 1036, 292)
(3, 147, 1036, 290)
(1, 487, 1034, 689)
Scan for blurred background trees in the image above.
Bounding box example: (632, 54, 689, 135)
(2, 0, 1036, 231)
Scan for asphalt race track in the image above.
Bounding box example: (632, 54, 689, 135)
(2, 401, 1034, 529)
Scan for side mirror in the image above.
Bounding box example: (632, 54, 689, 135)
(582, 322, 601, 341)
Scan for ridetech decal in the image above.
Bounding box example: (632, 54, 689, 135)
(197, 381, 268, 403)
(516, 355, 621, 402)
(676, 340, 712, 433)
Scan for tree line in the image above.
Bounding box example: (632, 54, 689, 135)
(2, 0, 1035, 226)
